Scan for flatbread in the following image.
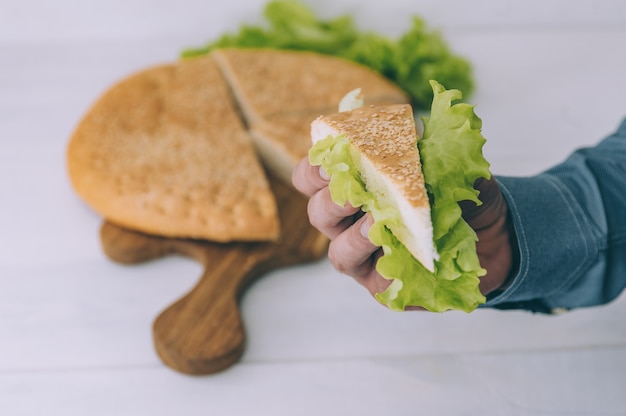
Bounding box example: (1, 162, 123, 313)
(67, 56, 280, 242)
(251, 91, 414, 184)
(249, 111, 321, 185)
(213, 48, 409, 124)
(67, 49, 411, 243)
(213, 48, 409, 182)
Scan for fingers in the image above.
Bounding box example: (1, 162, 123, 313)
(291, 157, 329, 197)
(307, 186, 361, 239)
(292, 157, 420, 309)
(327, 215, 426, 311)
(293, 156, 363, 239)
(292, 156, 363, 240)
(327, 214, 380, 277)
(326, 214, 396, 300)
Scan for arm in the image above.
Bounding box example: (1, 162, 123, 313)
(292, 118, 626, 313)
(486, 119, 626, 313)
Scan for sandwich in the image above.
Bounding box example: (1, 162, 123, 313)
(309, 80, 491, 312)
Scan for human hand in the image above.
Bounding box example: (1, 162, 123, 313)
(292, 157, 515, 308)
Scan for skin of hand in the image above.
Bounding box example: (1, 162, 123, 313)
(292, 157, 516, 310)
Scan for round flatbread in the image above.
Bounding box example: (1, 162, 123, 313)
(67, 56, 279, 242)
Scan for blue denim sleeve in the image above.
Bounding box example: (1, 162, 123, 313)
(484, 119, 626, 313)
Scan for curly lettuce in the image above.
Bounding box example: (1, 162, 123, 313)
(309, 81, 490, 312)
(181, 0, 473, 111)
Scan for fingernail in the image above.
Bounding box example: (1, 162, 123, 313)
(319, 167, 330, 181)
(360, 215, 372, 238)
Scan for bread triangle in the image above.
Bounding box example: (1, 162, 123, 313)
(67, 56, 280, 242)
(311, 104, 437, 271)
(213, 48, 409, 182)
(249, 111, 322, 185)
(213, 48, 408, 122)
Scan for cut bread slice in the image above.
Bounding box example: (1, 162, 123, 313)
(67, 55, 280, 242)
(311, 104, 437, 272)
(249, 111, 318, 185)
(212, 48, 409, 183)
(212, 48, 409, 124)
(250, 94, 417, 185)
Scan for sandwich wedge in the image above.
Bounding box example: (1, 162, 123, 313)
(309, 81, 490, 312)
(311, 103, 438, 272)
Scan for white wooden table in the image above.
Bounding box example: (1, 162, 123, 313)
(1, 1, 625, 414)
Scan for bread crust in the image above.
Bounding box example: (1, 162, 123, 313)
(213, 48, 409, 179)
(213, 48, 408, 121)
(67, 56, 279, 242)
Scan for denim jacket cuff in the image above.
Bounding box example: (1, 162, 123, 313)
(483, 175, 602, 312)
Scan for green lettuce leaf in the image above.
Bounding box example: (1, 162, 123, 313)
(309, 80, 490, 312)
(181, 0, 473, 111)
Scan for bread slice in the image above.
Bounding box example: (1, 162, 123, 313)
(212, 48, 409, 182)
(213, 48, 408, 123)
(248, 111, 322, 185)
(67, 55, 280, 242)
(250, 93, 417, 185)
(311, 104, 437, 271)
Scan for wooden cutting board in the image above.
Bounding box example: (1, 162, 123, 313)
(100, 177, 328, 375)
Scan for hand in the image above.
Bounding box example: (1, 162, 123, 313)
(291, 157, 515, 308)
(459, 176, 516, 295)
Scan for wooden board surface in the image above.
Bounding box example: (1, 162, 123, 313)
(100, 177, 328, 375)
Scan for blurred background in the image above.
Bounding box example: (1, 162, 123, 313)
(1, 1, 625, 414)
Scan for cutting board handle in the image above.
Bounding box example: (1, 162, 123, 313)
(101, 222, 273, 374)
(152, 244, 270, 374)
(99, 177, 328, 375)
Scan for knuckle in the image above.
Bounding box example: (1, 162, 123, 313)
(365, 273, 391, 298)
(291, 158, 325, 197)
(327, 242, 351, 274)
(291, 159, 309, 194)
(306, 194, 328, 230)
(307, 189, 357, 239)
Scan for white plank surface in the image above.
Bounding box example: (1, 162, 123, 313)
(1, 1, 625, 415)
